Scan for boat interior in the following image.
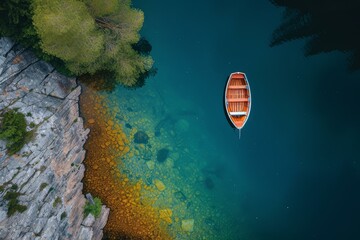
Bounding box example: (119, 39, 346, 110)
(226, 73, 250, 128)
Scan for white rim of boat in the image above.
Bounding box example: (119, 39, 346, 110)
(224, 72, 252, 130)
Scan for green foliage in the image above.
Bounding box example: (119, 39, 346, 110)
(4, 190, 27, 216)
(39, 182, 48, 191)
(53, 196, 62, 207)
(40, 165, 46, 173)
(33, 0, 104, 67)
(0, 0, 34, 43)
(84, 197, 102, 218)
(110, 43, 153, 86)
(31, 0, 153, 86)
(7, 199, 27, 216)
(0, 110, 28, 155)
(60, 211, 67, 220)
(86, 0, 119, 17)
(0, 0, 154, 86)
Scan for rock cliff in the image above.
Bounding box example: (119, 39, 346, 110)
(0, 38, 109, 240)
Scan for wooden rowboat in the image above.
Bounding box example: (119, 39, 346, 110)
(224, 72, 251, 137)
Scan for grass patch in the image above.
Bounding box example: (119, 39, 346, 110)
(0, 185, 4, 192)
(53, 197, 62, 207)
(0, 110, 31, 154)
(84, 197, 102, 218)
(39, 183, 48, 191)
(21, 151, 31, 157)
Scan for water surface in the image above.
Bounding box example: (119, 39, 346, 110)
(102, 0, 360, 239)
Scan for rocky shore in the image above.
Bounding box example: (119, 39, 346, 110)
(0, 38, 109, 240)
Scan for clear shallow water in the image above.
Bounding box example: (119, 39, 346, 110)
(105, 0, 360, 239)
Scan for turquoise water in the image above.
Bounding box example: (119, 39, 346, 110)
(105, 0, 360, 239)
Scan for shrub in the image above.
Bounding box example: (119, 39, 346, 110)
(39, 182, 48, 191)
(84, 197, 102, 218)
(7, 199, 27, 216)
(4, 190, 20, 200)
(60, 211, 67, 220)
(0, 110, 29, 154)
(53, 197, 62, 207)
(4, 190, 27, 216)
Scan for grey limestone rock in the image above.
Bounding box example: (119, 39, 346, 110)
(0, 38, 109, 240)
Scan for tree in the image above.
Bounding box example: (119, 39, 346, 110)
(0, 0, 38, 46)
(32, 0, 104, 71)
(1, 0, 154, 86)
(31, 0, 154, 86)
(85, 0, 120, 17)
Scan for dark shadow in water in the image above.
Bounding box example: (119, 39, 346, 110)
(270, 0, 360, 70)
(79, 71, 118, 93)
(130, 37, 158, 88)
(132, 37, 152, 55)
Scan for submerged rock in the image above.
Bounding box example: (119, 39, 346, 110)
(134, 131, 149, 144)
(181, 219, 194, 232)
(146, 161, 155, 170)
(154, 179, 166, 191)
(174, 191, 187, 202)
(157, 148, 169, 163)
(174, 119, 189, 133)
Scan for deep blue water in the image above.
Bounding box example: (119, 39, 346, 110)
(122, 0, 360, 239)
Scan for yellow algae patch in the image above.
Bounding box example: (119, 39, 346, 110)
(159, 209, 173, 224)
(79, 78, 172, 240)
(181, 219, 195, 232)
(154, 179, 166, 191)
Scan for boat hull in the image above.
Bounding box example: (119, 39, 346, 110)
(224, 72, 251, 129)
